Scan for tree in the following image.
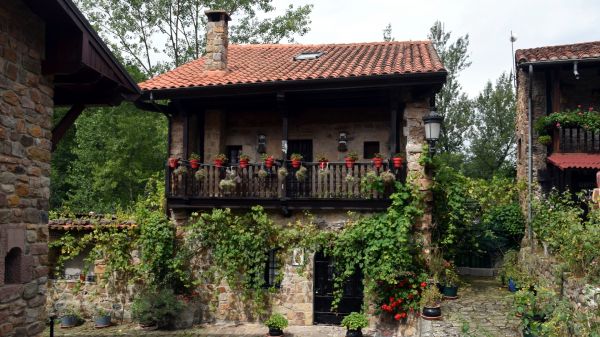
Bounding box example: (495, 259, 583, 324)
(428, 21, 472, 154)
(466, 72, 516, 178)
(383, 23, 394, 42)
(75, 0, 313, 77)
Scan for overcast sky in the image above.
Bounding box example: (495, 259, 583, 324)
(273, 0, 600, 97)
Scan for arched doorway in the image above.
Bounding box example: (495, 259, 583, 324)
(313, 251, 363, 325)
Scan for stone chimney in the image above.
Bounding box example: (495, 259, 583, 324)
(204, 10, 231, 71)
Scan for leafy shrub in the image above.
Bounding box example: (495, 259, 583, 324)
(131, 289, 183, 328)
(420, 285, 443, 308)
(341, 312, 369, 330)
(264, 313, 288, 329)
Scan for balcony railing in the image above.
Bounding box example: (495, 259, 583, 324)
(166, 161, 403, 208)
(554, 128, 600, 153)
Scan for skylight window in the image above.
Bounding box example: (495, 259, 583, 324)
(294, 51, 324, 61)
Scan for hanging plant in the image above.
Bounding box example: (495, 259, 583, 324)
(278, 167, 288, 179)
(319, 168, 330, 178)
(345, 173, 357, 185)
(295, 166, 308, 182)
(238, 153, 251, 169)
(194, 168, 207, 180)
(345, 151, 359, 168)
(380, 171, 396, 186)
(173, 166, 188, 176)
(261, 154, 275, 169)
(535, 106, 600, 135)
(214, 154, 228, 168)
(257, 168, 269, 179)
(317, 154, 328, 170)
(372, 153, 384, 169)
(188, 153, 201, 169)
(392, 154, 404, 169)
(219, 179, 236, 191)
(290, 153, 303, 168)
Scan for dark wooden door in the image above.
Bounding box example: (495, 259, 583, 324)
(287, 140, 313, 197)
(313, 251, 363, 325)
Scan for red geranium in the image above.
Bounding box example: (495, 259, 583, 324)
(420, 282, 427, 288)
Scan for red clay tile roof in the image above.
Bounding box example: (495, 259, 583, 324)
(516, 41, 600, 64)
(547, 153, 600, 170)
(140, 41, 446, 91)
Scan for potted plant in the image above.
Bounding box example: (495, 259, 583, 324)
(340, 312, 368, 337)
(392, 153, 403, 169)
(173, 166, 188, 176)
(345, 151, 359, 168)
(278, 167, 288, 179)
(264, 313, 288, 337)
(258, 168, 269, 179)
(60, 306, 82, 328)
(290, 153, 303, 168)
(372, 153, 384, 168)
(238, 153, 250, 169)
(442, 267, 461, 299)
(168, 157, 179, 168)
(262, 154, 275, 169)
(420, 285, 443, 320)
(94, 307, 111, 328)
(295, 166, 308, 182)
(188, 153, 201, 169)
(194, 168, 207, 180)
(213, 154, 227, 168)
(380, 170, 396, 186)
(317, 154, 328, 169)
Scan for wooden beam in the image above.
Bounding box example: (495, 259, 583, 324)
(51, 104, 85, 152)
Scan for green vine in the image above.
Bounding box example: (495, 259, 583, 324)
(535, 107, 600, 135)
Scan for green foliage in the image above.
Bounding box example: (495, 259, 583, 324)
(131, 289, 183, 328)
(432, 165, 523, 260)
(538, 135, 552, 146)
(420, 285, 443, 308)
(535, 107, 600, 136)
(443, 266, 461, 287)
(532, 190, 600, 282)
(75, 0, 313, 76)
(341, 312, 369, 330)
(360, 170, 384, 194)
(264, 313, 288, 329)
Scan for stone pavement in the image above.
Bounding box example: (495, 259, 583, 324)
(419, 277, 520, 337)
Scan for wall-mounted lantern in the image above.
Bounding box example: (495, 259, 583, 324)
(423, 108, 443, 156)
(257, 134, 266, 154)
(338, 132, 348, 152)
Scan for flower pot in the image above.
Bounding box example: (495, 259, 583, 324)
(190, 159, 200, 169)
(265, 158, 274, 169)
(345, 158, 355, 169)
(436, 282, 445, 294)
(214, 159, 224, 168)
(291, 159, 301, 168)
(442, 285, 458, 299)
(372, 157, 383, 168)
(94, 315, 111, 328)
(239, 159, 249, 169)
(422, 306, 442, 320)
(139, 323, 158, 331)
(268, 327, 283, 336)
(508, 278, 517, 292)
(393, 157, 403, 168)
(60, 315, 79, 328)
(346, 328, 363, 337)
(319, 160, 328, 169)
(168, 158, 179, 168)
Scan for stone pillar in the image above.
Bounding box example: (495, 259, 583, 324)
(0, 1, 53, 335)
(404, 99, 434, 254)
(204, 10, 231, 72)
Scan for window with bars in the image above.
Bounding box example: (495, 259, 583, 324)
(263, 249, 281, 288)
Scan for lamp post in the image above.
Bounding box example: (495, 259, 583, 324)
(423, 108, 444, 156)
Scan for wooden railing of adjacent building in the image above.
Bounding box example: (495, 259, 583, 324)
(166, 161, 404, 209)
(553, 128, 600, 153)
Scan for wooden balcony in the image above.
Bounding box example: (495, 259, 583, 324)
(553, 128, 600, 153)
(166, 161, 404, 211)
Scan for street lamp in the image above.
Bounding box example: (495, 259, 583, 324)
(423, 108, 443, 156)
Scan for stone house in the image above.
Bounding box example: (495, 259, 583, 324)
(139, 10, 447, 326)
(516, 41, 600, 194)
(0, 0, 139, 336)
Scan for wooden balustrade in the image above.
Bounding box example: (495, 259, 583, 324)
(554, 128, 600, 153)
(167, 161, 402, 201)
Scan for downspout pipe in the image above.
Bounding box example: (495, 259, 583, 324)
(527, 64, 534, 251)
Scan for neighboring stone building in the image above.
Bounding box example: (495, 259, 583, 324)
(0, 1, 139, 336)
(515, 41, 600, 195)
(139, 10, 446, 328)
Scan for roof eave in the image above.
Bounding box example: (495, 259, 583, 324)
(140, 71, 448, 101)
(517, 56, 600, 68)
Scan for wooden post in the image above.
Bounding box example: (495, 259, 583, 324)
(552, 69, 561, 114)
(278, 92, 287, 200)
(51, 104, 85, 152)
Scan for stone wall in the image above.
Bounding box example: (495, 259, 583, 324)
(519, 248, 599, 310)
(0, 1, 53, 336)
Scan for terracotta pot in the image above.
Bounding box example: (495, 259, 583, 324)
(168, 158, 179, 168)
(265, 158, 274, 169)
(393, 157, 403, 168)
(239, 159, 249, 169)
(214, 159, 223, 168)
(345, 158, 355, 168)
(291, 159, 301, 168)
(319, 160, 328, 169)
(372, 157, 383, 168)
(190, 159, 200, 169)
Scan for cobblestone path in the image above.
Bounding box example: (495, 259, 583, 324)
(420, 277, 520, 337)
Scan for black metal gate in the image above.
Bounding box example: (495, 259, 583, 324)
(313, 251, 363, 325)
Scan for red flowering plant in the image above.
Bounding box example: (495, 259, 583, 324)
(374, 272, 428, 321)
(535, 106, 600, 136)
